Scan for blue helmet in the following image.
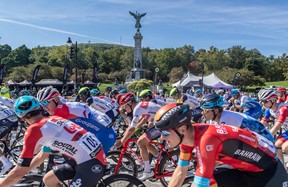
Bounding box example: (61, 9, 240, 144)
(195, 89, 202, 94)
(230, 89, 240, 96)
(119, 89, 127, 94)
(19, 90, 32, 96)
(14, 96, 41, 118)
(200, 94, 224, 109)
(90, 88, 100, 96)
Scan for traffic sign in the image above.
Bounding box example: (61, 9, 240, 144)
(155, 68, 159, 72)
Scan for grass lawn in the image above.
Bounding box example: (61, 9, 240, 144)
(265, 81, 288, 88)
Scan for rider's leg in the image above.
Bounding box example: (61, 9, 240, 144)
(43, 170, 62, 187)
(137, 135, 151, 173)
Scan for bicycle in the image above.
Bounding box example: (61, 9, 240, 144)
(15, 151, 146, 187)
(106, 138, 195, 186)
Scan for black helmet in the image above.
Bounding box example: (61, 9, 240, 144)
(200, 94, 224, 109)
(154, 103, 191, 130)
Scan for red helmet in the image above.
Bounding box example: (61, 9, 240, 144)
(119, 92, 135, 105)
(277, 87, 286, 93)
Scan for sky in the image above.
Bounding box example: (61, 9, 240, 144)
(0, 0, 287, 57)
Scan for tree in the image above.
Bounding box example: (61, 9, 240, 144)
(127, 79, 153, 92)
(227, 46, 247, 69)
(168, 67, 184, 83)
(0, 44, 12, 61)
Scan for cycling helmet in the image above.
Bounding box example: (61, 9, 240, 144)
(200, 94, 224, 109)
(105, 86, 112, 92)
(19, 90, 31, 97)
(154, 103, 191, 130)
(195, 89, 202, 94)
(14, 96, 41, 118)
(78, 87, 90, 96)
(170, 88, 180, 97)
(36, 86, 60, 102)
(277, 87, 286, 93)
(119, 89, 127, 94)
(230, 89, 240, 96)
(139, 89, 152, 98)
(258, 89, 277, 101)
(90, 88, 100, 96)
(119, 92, 135, 105)
(110, 89, 118, 96)
(0, 87, 9, 94)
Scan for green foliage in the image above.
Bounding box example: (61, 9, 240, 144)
(127, 79, 153, 92)
(168, 67, 184, 83)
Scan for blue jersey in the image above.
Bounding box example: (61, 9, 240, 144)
(240, 95, 262, 119)
(70, 117, 116, 154)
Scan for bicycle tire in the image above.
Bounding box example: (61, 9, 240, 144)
(98, 173, 146, 187)
(158, 149, 194, 187)
(106, 150, 138, 177)
(16, 174, 43, 186)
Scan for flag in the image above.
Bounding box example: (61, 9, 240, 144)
(63, 64, 69, 85)
(0, 64, 4, 84)
(31, 65, 41, 85)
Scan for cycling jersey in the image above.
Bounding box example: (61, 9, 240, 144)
(0, 105, 18, 139)
(54, 102, 113, 128)
(240, 95, 262, 119)
(19, 116, 105, 166)
(262, 103, 288, 128)
(277, 95, 288, 103)
(209, 110, 274, 142)
(99, 95, 119, 109)
(151, 98, 167, 106)
(130, 101, 161, 128)
(86, 96, 118, 120)
(0, 96, 14, 109)
(181, 93, 200, 109)
(180, 124, 277, 187)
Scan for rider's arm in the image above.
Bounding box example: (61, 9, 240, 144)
(28, 146, 51, 171)
(270, 121, 283, 136)
(168, 165, 188, 187)
(119, 117, 148, 146)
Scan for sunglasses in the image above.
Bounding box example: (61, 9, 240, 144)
(41, 100, 51, 107)
(202, 108, 213, 114)
(261, 100, 270, 104)
(160, 130, 171, 137)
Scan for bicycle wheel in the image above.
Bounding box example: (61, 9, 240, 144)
(106, 150, 138, 177)
(15, 174, 43, 187)
(158, 149, 195, 187)
(98, 174, 146, 187)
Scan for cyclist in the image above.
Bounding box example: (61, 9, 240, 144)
(259, 89, 288, 136)
(228, 89, 262, 119)
(139, 89, 167, 106)
(78, 87, 118, 121)
(0, 96, 14, 109)
(36, 86, 116, 154)
(194, 89, 203, 99)
(0, 96, 106, 187)
(0, 104, 18, 176)
(200, 93, 274, 143)
(154, 103, 288, 187)
(114, 92, 162, 180)
(170, 88, 200, 108)
(105, 86, 112, 97)
(277, 87, 288, 103)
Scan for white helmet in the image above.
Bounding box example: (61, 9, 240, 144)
(36, 86, 60, 102)
(258, 89, 277, 101)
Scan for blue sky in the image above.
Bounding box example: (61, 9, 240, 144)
(0, 0, 287, 57)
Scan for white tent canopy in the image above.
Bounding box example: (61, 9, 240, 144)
(173, 72, 233, 89)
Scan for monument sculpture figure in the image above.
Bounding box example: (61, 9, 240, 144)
(129, 11, 147, 32)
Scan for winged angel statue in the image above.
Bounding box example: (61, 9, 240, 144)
(129, 11, 147, 32)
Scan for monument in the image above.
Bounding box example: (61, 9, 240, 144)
(126, 11, 146, 82)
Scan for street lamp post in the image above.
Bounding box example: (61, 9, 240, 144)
(67, 37, 78, 88)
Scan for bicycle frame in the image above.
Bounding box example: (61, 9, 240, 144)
(113, 138, 178, 179)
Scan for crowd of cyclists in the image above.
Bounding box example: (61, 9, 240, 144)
(0, 83, 286, 186)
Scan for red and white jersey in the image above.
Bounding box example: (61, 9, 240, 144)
(20, 116, 104, 166)
(130, 101, 161, 128)
(0, 96, 14, 109)
(263, 103, 288, 127)
(99, 95, 119, 109)
(53, 102, 113, 127)
(87, 96, 118, 117)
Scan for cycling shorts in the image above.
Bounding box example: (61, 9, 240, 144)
(54, 158, 106, 186)
(277, 130, 288, 143)
(144, 126, 161, 142)
(0, 120, 18, 139)
(213, 161, 277, 187)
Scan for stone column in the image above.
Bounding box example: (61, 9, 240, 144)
(134, 32, 143, 69)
